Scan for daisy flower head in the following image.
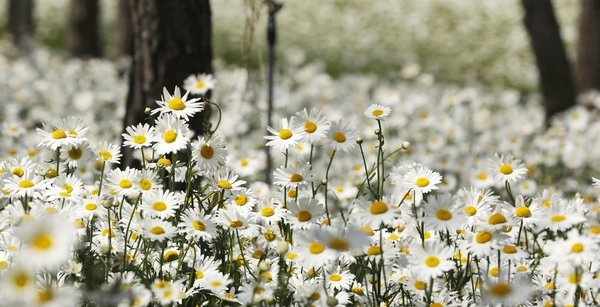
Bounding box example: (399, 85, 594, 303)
(253, 198, 287, 225)
(192, 133, 227, 173)
(153, 113, 193, 156)
(60, 142, 93, 169)
(294, 227, 340, 270)
(408, 241, 455, 280)
(105, 167, 140, 197)
(272, 162, 318, 189)
(141, 218, 178, 242)
(290, 108, 331, 144)
(132, 168, 163, 193)
(364, 103, 391, 121)
(140, 189, 182, 219)
(327, 119, 359, 153)
(122, 123, 155, 149)
(216, 206, 260, 238)
(350, 196, 402, 229)
(285, 197, 325, 230)
(4, 171, 49, 199)
(422, 193, 466, 232)
(211, 167, 246, 194)
(94, 141, 122, 164)
(264, 118, 306, 152)
(402, 166, 442, 194)
(488, 153, 528, 183)
(178, 208, 217, 241)
(36, 118, 86, 150)
(152, 86, 204, 121)
(15, 215, 77, 269)
(183, 73, 216, 96)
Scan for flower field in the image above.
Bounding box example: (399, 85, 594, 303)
(2, 1, 600, 306)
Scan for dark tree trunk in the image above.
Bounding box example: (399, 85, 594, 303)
(122, 0, 213, 168)
(113, 0, 133, 59)
(521, 0, 576, 124)
(577, 0, 600, 93)
(7, 0, 34, 48)
(68, 0, 101, 58)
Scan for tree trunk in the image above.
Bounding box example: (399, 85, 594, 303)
(122, 0, 213, 168)
(68, 0, 101, 58)
(7, 0, 34, 48)
(577, 0, 600, 93)
(521, 0, 576, 124)
(112, 0, 133, 59)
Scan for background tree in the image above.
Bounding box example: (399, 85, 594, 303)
(112, 0, 133, 59)
(7, 0, 34, 48)
(577, 0, 600, 93)
(122, 0, 213, 168)
(68, 0, 101, 58)
(521, 0, 576, 124)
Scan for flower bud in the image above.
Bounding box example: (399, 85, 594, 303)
(402, 141, 410, 150)
(356, 137, 363, 144)
(102, 200, 113, 209)
(326, 296, 339, 307)
(144, 107, 152, 115)
(277, 242, 289, 255)
(258, 261, 270, 272)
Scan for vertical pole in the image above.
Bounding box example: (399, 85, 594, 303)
(265, 1, 282, 185)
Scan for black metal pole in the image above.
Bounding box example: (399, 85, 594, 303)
(265, 1, 282, 185)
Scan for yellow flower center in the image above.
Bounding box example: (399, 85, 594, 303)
(367, 246, 382, 255)
(464, 206, 477, 216)
(217, 180, 232, 189)
(333, 132, 346, 143)
(490, 283, 512, 296)
(150, 226, 165, 235)
(488, 213, 507, 225)
(542, 200, 551, 208)
(329, 274, 342, 282)
(133, 135, 146, 144)
(476, 231, 492, 244)
(51, 130, 67, 139)
(119, 179, 132, 189)
(192, 221, 206, 231)
(32, 233, 53, 250)
(304, 121, 317, 133)
(425, 256, 440, 267)
(235, 195, 247, 205)
(264, 230, 276, 241)
(569, 273, 582, 284)
(502, 246, 517, 254)
(477, 173, 487, 180)
(139, 179, 152, 190)
(102, 229, 116, 238)
(370, 201, 388, 214)
(195, 271, 205, 279)
(252, 250, 264, 259)
(353, 287, 365, 296)
(153, 201, 167, 211)
(200, 145, 214, 159)
(100, 151, 112, 161)
(158, 158, 171, 167)
(372, 109, 384, 116)
(516, 207, 531, 217)
(261, 207, 275, 217)
(430, 303, 443, 307)
(0, 260, 8, 270)
(572, 243, 584, 253)
(279, 129, 293, 140)
(229, 220, 243, 228)
(85, 203, 97, 211)
(13, 272, 30, 288)
(551, 215, 566, 222)
(12, 168, 24, 177)
(297, 210, 312, 222)
(163, 130, 177, 143)
(164, 251, 179, 262)
(414, 280, 426, 290)
(415, 177, 430, 188)
(309, 242, 325, 254)
(436, 209, 452, 220)
(499, 164, 513, 175)
(490, 267, 499, 277)
(196, 81, 205, 89)
(329, 238, 349, 251)
(287, 189, 297, 198)
(290, 174, 303, 182)
(18, 180, 34, 188)
(168, 98, 186, 110)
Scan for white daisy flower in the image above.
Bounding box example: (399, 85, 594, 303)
(327, 119, 359, 153)
(152, 86, 204, 121)
(122, 123, 155, 149)
(183, 73, 216, 96)
(291, 108, 331, 144)
(402, 166, 442, 194)
(140, 189, 182, 219)
(153, 113, 193, 156)
(364, 103, 391, 120)
(264, 118, 306, 152)
(488, 153, 528, 183)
